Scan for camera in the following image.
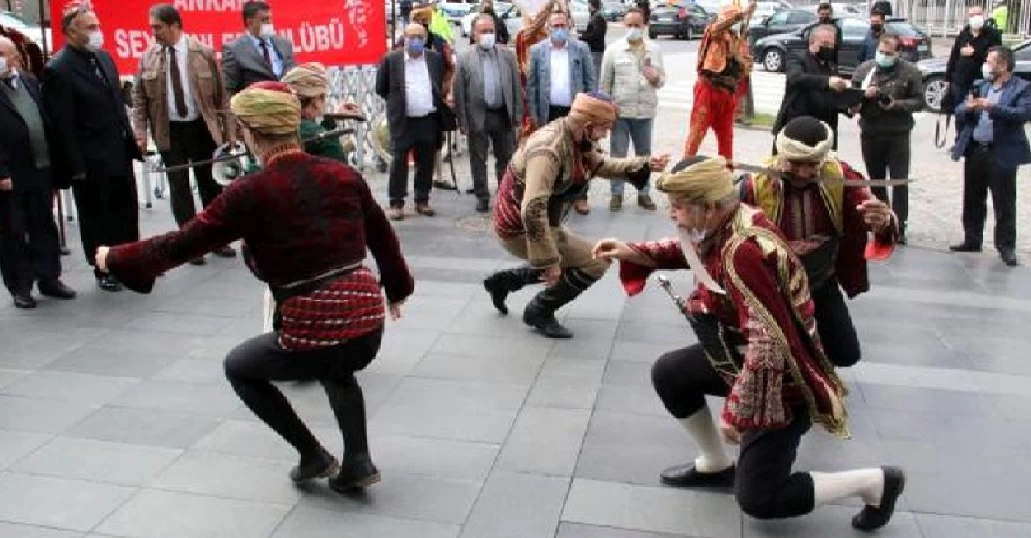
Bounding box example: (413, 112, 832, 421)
(877, 94, 893, 107)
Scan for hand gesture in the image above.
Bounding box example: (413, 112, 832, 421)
(136, 139, 148, 155)
(95, 246, 110, 272)
(960, 44, 975, 57)
(335, 102, 362, 115)
(847, 104, 861, 116)
(0, 178, 12, 191)
(829, 76, 848, 92)
(649, 153, 671, 172)
(745, 0, 758, 17)
(541, 265, 562, 286)
(864, 85, 879, 99)
(591, 237, 634, 261)
(858, 198, 891, 231)
(642, 65, 660, 84)
(719, 416, 742, 445)
(388, 300, 404, 321)
(445, 92, 455, 109)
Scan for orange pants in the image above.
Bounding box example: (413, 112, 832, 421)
(683, 78, 738, 161)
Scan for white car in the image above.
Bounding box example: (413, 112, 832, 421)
(0, 10, 52, 52)
(568, 0, 591, 32)
(460, 2, 525, 37)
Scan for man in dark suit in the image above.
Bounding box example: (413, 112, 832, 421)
(375, 23, 446, 222)
(222, 1, 296, 95)
(42, 4, 142, 292)
(950, 46, 1031, 267)
(772, 24, 849, 151)
(0, 36, 76, 308)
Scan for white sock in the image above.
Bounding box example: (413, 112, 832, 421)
(677, 406, 733, 473)
(811, 469, 885, 507)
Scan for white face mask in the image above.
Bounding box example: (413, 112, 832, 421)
(0, 57, 8, 77)
(626, 27, 643, 41)
(260, 23, 276, 38)
(478, 32, 496, 49)
(982, 63, 995, 81)
(969, 15, 985, 29)
(87, 30, 104, 51)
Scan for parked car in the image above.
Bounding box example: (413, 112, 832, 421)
(747, 9, 816, 47)
(602, 0, 629, 21)
(648, 0, 713, 40)
(460, 2, 524, 37)
(569, 0, 591, 32)
(440, 1, 476, 25)
(0, 10, 52, 52)
(918, 39, 1031, 113)
(754, 17, 931, 76)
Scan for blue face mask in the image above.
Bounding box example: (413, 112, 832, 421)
(550, 27, 568, 43)
(875, 51, 896, 69)
(406, 37, 425, 54)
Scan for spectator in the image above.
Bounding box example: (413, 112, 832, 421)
(945, 5, 1002, 113)
(858, 10, 886, 64)
(582, 0, 607, 88)
(221, 1, 296, 95)
(772, 25, 849, 151)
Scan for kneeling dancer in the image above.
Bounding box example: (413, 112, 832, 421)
(484, 91, 668, 338)
(592, 155, 905, 530)
(738, 116, 897, 367)
(95, 82, 414, 491)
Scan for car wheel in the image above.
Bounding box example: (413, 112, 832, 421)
(649, 29, 657, 40)
(685, 25, 693, 40)
(763, 48, 784, 72)
(923, 75, 947, 113)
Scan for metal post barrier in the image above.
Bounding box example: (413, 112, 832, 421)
(327, 65, 386, 171)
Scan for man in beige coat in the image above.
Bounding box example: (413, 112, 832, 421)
(132, 3, 237, 263)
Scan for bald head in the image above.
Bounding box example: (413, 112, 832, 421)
(404, 23, 428, 38)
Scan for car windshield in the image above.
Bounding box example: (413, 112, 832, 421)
(0, 11, 33, 29)
(884, 20, 921, 37)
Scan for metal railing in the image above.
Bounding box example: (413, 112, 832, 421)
(875, 0, 1029, 39)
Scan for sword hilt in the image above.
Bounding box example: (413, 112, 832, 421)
(656, 274, 692, 321)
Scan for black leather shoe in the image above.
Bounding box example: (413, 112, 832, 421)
(1000, 250, 1018, 267)
(97, 275, 123, 292)
(289, 449, 339, 483)
(522, 303, 573, 339)
(475, 198, 489, 213)
(659, 463, 736, 488)
(214, 245, 237, 258)
(188, 256, 206, 266)
(852, 466, 906, 532)
(328, 458, 381, 492)
(949, 242, 982, 253)
(38, 280, 76, 300)
(13, 292, 36, 309)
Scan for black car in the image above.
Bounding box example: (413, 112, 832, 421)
(648, 1, 713, 40)
(754, 17, 932, 76)
(602, 0, 629, 21)
(918, 39, 1031, 113)
(747, 9, 817, 48)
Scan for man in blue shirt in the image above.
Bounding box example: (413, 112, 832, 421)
(222, 1, 296, 95)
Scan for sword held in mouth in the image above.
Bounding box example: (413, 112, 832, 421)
(730, 162, 915, 188)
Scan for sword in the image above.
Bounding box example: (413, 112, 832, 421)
(148, 127, 357, 174)
(656, 274, 694, 322)
(730, 162, 915, 187)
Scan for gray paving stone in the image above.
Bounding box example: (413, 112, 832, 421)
(96, 489, 290, 538)
(594, 384, 668, 417)
(460, 472, 570, 538)
(272, 507, 460, 538)
(1, 371, 139, 406)
(539, 358, 607, 380)
(856, 383, 1002, 417)
(298, 473, 482, 525)
(390, 297, 470, 331)
(742, 505, 921, 537)
(0, 395, 97, 434)
(496, 407, 591, 476)
(562, 479, 741, 538)
(526, 375, 601, 409)
(109, 380, 242, 418)
(602, 360, 653, 388)
(194, 419, 328, 462)
(372, 435, 499, 482)
(0, 429, 51, 469)
(557, 523, 699, 538)
(150, 358, 228, 385)
(43, 345, 178, 378)
(609, 340, 679, 364)
(0, 522, 82, 538)
(414, 353, 545, 385)
(430, 332, 554, 360)
(615, 321, 695, 346)
(64, 407, 221, 449)
(0, 368, 28, 389)
(914, 513, 1031, 538)
(0, 472, 135, 532)
(149, 450, 301, 505)
(11, 437, 182, 486)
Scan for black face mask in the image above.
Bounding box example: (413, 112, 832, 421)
(579, 139, 593, 152)
(819, 16, 832, 23)
(870, 23, 883, 32)
(816, 46, 835, 61)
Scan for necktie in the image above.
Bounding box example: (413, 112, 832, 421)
(89, 56, 109, 87)
(260, 40, 272, 66)
(167, 46, 189, 119)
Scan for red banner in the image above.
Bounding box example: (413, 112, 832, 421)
(49, 0, 387, 75)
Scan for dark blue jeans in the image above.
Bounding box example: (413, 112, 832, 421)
(609, 117, 653, 196)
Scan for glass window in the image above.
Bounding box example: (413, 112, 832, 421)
(1015, 46, 1031, 62)
(884, 21, 921, 36)
(787, 12, 815, 25)
(841, 18, 868, 40)
(767, 11, 790, 25)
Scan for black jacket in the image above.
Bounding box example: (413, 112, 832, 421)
(802, 19, 843, 70)
(773, 50, 844, 147)
(852, 59, 925, 135)
(582, 11, 608, 53)
(0, 73, 62, 190)
(41, 46, 142, 183)
(375, 49, 447, 141)
(945, 25, 1002, 88)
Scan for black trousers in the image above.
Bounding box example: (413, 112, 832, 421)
(159, 120, 222, 228)
(962, 143, 1017, 251)
(469, 109, 515, 201)
(389, 114, 439, 207)
(70, 167, 139, 267)
(812, 281, 861, 368)
(861, 132, 911, 235)
(651, 344, 816, 520)
(0, 171, 62, 295)
(224, 327, 383, 462)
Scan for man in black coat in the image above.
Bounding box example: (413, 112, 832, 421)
(0, 36, 76, 309)
(944, 5, 1002, 113)
(772, 24, 849, 150)
(582, 0, 607, 88)
(42, 5, 142, 292)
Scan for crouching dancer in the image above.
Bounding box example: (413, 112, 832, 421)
(592, 155, 905, 531)
(94, 82, 414, 491)
(483, 91, 669, 338)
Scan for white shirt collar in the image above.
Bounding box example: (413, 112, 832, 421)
(3, 69, 20, 89)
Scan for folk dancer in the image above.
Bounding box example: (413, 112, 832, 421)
(684, 1, 755, 162)
(281, 62, 362, 162)
(94, 82, 415, 492)
(738, 116, 897, 368)
(482, 92, 668, 338)
(592, 155, 906, 531)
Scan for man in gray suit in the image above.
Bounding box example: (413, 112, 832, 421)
(526, 11, 595, 214)
(454, 14, 522, 213)
(222, 1, 295, 95)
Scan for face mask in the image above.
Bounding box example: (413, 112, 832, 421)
(982, 63, 995, 81)
(0, 57, 8, 77)
(478, 33, 496, 49)
(870, 23, 883, 32)
(875, 51, 896, 68)
(819, 15, 831, 23)
(816, 45, 835, 61)
(260, 23, 276, 38)
(969, 15, 985, 30)
(626, 28, 643, 41)
(87, 30, 104, 51)
(550, 27, 568, 43)
(407, 37, 425, 54)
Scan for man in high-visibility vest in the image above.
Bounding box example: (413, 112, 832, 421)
(991, 0, 1008, 33)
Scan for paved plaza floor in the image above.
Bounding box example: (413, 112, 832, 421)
(3, 138, 1031, 537)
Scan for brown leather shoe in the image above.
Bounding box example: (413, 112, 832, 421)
(574, 199, 590, 215)
(638, 194, 657, 210)
(415, 203, 436, 217)
(387, 207, 404, 221)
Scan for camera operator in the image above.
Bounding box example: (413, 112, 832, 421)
(850, 34, 923, 243)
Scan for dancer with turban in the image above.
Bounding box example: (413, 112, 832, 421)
(737, 116, 896, 368)
(93, 81, 414, 492)
(282, 62, 361, 162)
(483, 92, 669, 338)
(592, 154, 906, 531)
(683, 1, 755, 161)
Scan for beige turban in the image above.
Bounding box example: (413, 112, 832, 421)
(775, 120, 835, 162)
(655, 157, 736, 204)
(281, 63, 329, 98)
(230, 81, 302, 135)
(568, 92, 618, 127)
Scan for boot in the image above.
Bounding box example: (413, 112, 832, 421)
(483, 265, 544, 315)
(521, 269, 595, 339)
